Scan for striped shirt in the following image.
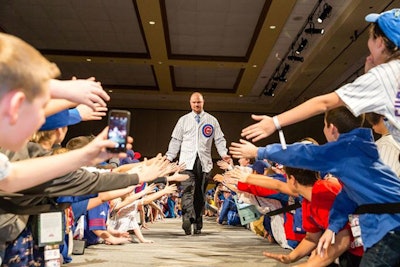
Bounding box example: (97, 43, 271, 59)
(166, 111, 228, 172)
(376, 134, 400, 177)
(336, 59, 400, 144)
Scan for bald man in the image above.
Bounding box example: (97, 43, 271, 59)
(166, 92, 230, 235)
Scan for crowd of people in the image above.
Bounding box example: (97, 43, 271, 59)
(0, 7, 400, 267)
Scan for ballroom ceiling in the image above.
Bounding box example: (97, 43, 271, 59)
(1, 0, 399, 114)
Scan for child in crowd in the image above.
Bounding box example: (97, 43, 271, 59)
(216, 186, 240, 226)
(230, 107, 400, 266)
(241, 9, 400, 145)
(226, 161, 304, 250)
(0, 32, 122, 193)
(366, 112, 400, 177)
(109, 183, 177, 243)
(264, 167, 363, 267)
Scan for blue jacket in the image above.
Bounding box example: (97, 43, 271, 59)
(257, 128, 400, 249)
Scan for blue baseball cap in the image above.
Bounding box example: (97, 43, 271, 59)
(39, 109, 81, 131)
(365, 8, 400, 47)
(252, 160, 270, 175)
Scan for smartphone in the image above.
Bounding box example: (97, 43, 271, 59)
(106, 109, 131, 153)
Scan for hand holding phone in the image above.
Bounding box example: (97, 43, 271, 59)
(107, 110, 131, 153)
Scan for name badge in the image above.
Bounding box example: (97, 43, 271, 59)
(38, 212, 64, 247)
(348, 214, 363, 248)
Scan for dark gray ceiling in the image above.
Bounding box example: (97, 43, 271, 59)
(1, 0, 399, 114)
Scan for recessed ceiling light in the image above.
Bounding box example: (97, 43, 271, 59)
(269, 25, 276, 29)
(252, 64, 257, 68)
(149, 21, 156, 25)
(86, 58, 92, 62)
(108, 90, 113, 93)
(239, 95, 243, 98)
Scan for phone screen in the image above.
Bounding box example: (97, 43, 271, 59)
(107, 110, 130, 153)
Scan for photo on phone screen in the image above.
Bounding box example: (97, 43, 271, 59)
(107, 110, 131, 153)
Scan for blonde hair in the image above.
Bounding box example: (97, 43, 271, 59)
(30, 130, 56, 144)
(0, 33, 60, 101)
(52, 147, 69, 155)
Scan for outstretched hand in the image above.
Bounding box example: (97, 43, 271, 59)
(136, 154, 169, 183)
(226, 168, 249, 182)
(241, 114, 276, 142)
(167, 172, 189, 182)
(263, 251, 292, 264)
(317, 229, 334, 258)
(76, 103, 108, 121)
(229, 139, 258, 159)
(213, 174, 225, 183)
(217, 160, 231, 170)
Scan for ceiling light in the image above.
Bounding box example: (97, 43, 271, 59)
(280, 64, 290, 82)
(295, 38, 308, 55)
(273, 64, 290, 82)
(318, 4, 332, 24)
(305, 23, 324, 35)
(269, 25, 276, 29)
(263, 82, 277, 96)
(149, 21, 156, 25)
(86, 58, 92, 62)
(264, 89, 275, 97)
(288, 55, 304, 62)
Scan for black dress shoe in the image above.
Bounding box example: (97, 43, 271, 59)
(193, 229, 201, 235)
(193, 224, 201, 235)
(182, 220, 192, 235)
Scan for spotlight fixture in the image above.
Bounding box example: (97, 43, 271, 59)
(295, 38, 308, 55)
(305, 23, 324, 35)
(273, 64, 290, 82)
(318, 3, 332, 24)
(263, 89, 274, 96)
(288, 55, 304, 62)
(279, 64, 290, 82)
(263, 82, 277, 96)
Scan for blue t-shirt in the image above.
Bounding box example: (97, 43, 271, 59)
(84, 202, 109, 245)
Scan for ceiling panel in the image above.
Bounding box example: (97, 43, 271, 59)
(164, 0, 267, 57)
(0, 0, 399, 113)
(0, 0, 147, 53)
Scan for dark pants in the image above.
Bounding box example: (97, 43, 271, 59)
(181, 157, 210, 230)
(359, 230, 400, 267)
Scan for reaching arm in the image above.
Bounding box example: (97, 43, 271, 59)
(142, 184, 177, 205)
(44, 99, 77, 116)
(49, 77, 110, 110)
(113, 184, 157, 211)
(92, 230, 131, 245)
(264, 231, 322, 264)
(87, 186, 136, 210)
(228, 168, 297, 197)
(0, 127, 129, 193)
(241, 92, 344, 142)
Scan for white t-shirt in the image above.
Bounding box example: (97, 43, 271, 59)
(336, 59, 400, 144)
(0, 152, 11, 181)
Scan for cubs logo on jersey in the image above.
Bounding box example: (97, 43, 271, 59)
(202, 124, 214, 137)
